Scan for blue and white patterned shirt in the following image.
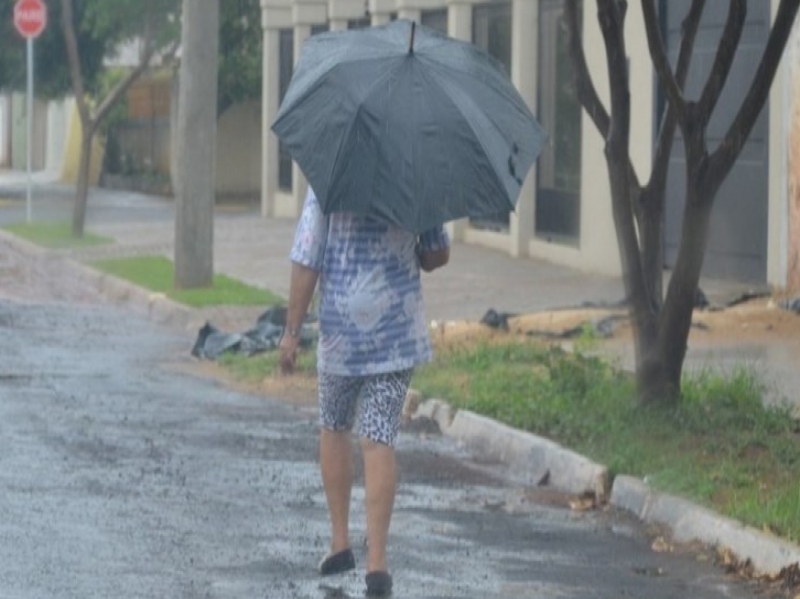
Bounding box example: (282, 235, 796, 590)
(290, 188, 450, 376)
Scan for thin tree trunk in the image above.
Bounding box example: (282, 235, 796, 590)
(641, 174, 713, 404)
(72, 122, 96, 237)
(638, 189, 664, 311)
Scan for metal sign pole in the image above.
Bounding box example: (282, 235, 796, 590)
(26, 36, 33, 223)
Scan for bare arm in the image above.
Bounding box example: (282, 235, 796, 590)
(280, 261, 320, 373)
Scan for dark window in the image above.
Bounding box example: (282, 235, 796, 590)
(278, 28, 294, 192)
(471, 1, 512, 231)
(348, 16, 371, 30)
(420, 9, 448, 34)
(311, 23, 329, 36)
(535, 0, 582, 243)
(473, 2, 512, 75)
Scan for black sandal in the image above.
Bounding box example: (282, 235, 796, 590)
(365, 571, 392, 596)
(318, 548, 356, 576)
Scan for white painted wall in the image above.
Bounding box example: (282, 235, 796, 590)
(216, 101, 263, 199)
(0, 95, 8, 167)
(45, 97, 74, 175)
(784, 11, 800, 290)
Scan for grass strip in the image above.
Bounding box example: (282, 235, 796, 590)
(4, 222, 112, 248)
(92, 255, 283, 308)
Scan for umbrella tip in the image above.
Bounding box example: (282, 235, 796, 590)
(409, 21, 416, 54)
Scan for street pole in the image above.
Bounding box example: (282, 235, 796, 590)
(26, 36, 33, 223)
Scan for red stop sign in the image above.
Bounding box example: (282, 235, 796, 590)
(14, 0, 47, 39)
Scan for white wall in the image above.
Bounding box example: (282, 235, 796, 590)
(45, 97, 74, 174)
(216, 101, 263, 199)
(784, 11, 800, 290)
(0, 95, 8, 167)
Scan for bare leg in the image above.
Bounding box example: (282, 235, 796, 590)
(320, 428, 353, 554)
(361, 438, 396, 573)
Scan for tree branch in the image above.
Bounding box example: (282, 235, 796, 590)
(695, 0, 746, 125)
(595, 0, 652, 319)
(60, 0, 90, 127)
(641, 0, 687, 126)
(95, 0, 160, 125)
(707, 0, 800, 192)
(598, 0, 630, 149)
(564, 0, 642, 196)
(648, 0, 705, 194)
(94, 47, 156, 124)
(564, 0, 611, 136)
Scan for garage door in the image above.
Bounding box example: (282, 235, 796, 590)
(664, 0, 770, 282)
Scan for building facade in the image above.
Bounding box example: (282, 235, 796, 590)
(259, 0, 799, 289)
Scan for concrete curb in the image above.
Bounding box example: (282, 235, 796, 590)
(0, 230, 195, 331)
(611, 475, 800, 576)
(412, 398, 609, 499)
(411, 395, 800, 577)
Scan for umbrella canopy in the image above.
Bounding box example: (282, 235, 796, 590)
(272, 19, 547, 233)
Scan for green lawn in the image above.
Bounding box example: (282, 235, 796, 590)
(92, 255, 283, 307)
(3, 222, 112, 248)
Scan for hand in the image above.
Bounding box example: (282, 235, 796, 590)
(279, 333, 300, 375)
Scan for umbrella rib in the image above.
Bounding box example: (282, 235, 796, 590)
(416, 59, 513, 203)
(325, 61, 403, 210)
(280, 53, 401, 121)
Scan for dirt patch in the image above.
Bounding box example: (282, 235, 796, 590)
(432, 299, 800, 349)
(170, 359, 318, 407)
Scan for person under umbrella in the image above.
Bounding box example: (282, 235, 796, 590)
(275, 19, 545, 597)
(280, 186, 449, 596)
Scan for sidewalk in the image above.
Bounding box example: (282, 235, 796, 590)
(1, 172, 797, 407)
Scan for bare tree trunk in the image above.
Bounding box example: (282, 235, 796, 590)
(638, 182, 713, 404)
(72, 123, 96, 237)
(174, 0, 219, 289)
(639, 201, 663, 308)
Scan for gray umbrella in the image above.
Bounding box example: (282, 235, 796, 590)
(272, 19, 547, 234)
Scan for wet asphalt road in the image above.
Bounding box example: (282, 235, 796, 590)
(0, 248, 779, 598)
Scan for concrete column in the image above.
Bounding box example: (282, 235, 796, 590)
(787, 17, 800, 290)
(445, 0, 473, 241)
(508, 0, 538, 258)
(369, 0, 396, 25)
(447, 0, 472, 40)
(398, 8, 421, 21)
(285, 2, 329, 212)
(291, 23, 312, 213)
(260, 3, 291, 218)
(371, 12, 392, 25)
(260, 28, 280, 217)
(329, 0, 367, 29)
(0, 94, 10, 168)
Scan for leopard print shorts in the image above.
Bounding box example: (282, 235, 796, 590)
(317, 369, 413, 447)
